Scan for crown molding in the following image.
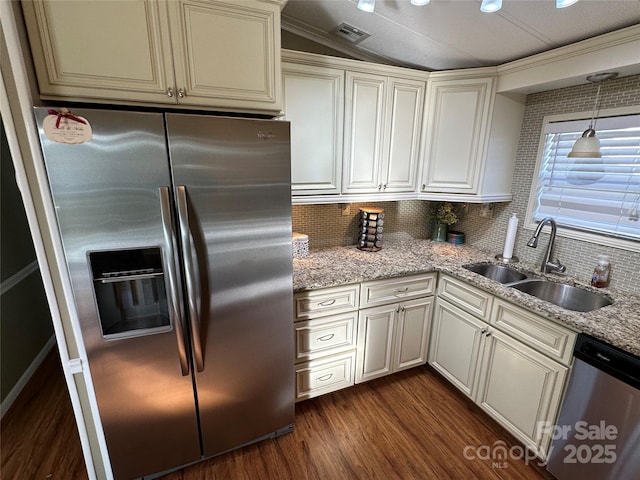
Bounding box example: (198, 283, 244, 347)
(497, 24, 640, 94)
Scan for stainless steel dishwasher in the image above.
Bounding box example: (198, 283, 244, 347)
(546, 334, 640, 480)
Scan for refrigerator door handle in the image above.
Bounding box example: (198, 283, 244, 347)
(159, 187, 190, 376)
(176, 186, 205, 372)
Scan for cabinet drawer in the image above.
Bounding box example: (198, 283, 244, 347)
(295, 351, 356, 401)
(295, 312, 357, 362)
(437, 275, 493, 321)
(490, 299, 577, 365)
(360, 273, 436, 308)
(294, 284, 359, 320)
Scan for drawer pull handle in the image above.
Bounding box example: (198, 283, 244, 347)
(394, 287, 409, 293)
(318, 299, 336, 307)
(318, 334, 335, 342)
(317, 373, 333, 382)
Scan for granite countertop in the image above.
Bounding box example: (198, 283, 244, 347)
(293, 236, 640, 357)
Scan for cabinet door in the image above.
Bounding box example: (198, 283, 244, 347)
(342, 71, 386, 193)
(355, 304, 396, 383)
(282, 63, 344, 195)
(421, 78, 494, 193)
(475, 329, 568, 459)
(382, 77, 424, 193)
(394, 297, 433, 372)
(167, 0, 281, 111)
(428, 298, 486, 397)
(22, 0, 175, 103)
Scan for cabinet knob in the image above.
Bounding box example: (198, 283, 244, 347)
(480, 328, 487, 334)
(178, 88, 186, 99)
(383, 184, 387, 190)
(167, 87, 174, 98)
(486, 331, 492, 337)
(378, 184, 382, 191)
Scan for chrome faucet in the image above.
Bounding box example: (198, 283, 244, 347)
(527, 217, 566, 274)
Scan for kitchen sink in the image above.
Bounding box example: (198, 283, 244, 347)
(510, 279, 612, 312)
(464, 263, 529, 284)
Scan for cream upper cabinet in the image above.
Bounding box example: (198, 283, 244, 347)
(343, 71, 387, 193)
(22, 0, 282, 113)
(166, 0, 281, 111)
(383, 78, 425, 193)
(419, 73, 525, 201)
(343, 72, 424, 194)
(282, 62, 344, 195)
(421, 77, 494, 194)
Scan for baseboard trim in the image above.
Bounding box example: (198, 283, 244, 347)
(1, 335, 56, 419)
(0, 260, 39, 295)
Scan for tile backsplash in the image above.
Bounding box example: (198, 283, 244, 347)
(292, 201, 430, 250)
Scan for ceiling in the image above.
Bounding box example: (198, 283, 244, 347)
(281, 0, 640, 72)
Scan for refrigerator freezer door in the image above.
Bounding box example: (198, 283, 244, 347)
(166, 114, 295, 457)
(35, 108, 200, 479)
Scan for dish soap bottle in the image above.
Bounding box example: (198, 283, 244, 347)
(591, 255, 611, 288)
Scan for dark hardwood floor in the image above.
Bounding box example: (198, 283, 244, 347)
(1, 349, 87, 480)
(2, 351, 554, 480)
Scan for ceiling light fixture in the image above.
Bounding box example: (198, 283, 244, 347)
(357, 0, 375, 13)
(480, 0, 502, 13)
(556, 0, 580, 8)
(567, 72, 618, 158)
(356, 0, 580, 14)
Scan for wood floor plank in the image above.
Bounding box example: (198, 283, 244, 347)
(1, 349, 88, 480)
(2, 353, 554, 480)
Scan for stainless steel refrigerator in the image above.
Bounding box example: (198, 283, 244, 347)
(34, 107, 294, 479)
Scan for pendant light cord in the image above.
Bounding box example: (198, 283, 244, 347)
(590, 82, 603, 130)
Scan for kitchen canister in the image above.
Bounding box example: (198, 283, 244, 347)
(357, 207, 384, 252)
(292, 232, 309, 258)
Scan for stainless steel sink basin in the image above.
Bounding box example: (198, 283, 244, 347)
(510, 280, 612, 312)
(464, 263, 529, 284)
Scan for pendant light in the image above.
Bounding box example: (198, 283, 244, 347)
(567, 72, 618, 158)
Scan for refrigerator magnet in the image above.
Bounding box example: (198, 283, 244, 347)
(43, 108, 92, 144)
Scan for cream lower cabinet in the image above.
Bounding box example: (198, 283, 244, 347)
(293, 284, 359, 401)
(294, 273, 436, 399)
(356, 297, 434, 383)
(22, 0, 282, 113)
(429, 275, 574, 460)
(356, 273, 436, 383)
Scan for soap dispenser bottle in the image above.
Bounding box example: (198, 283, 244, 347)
(591, 255, 611, 288)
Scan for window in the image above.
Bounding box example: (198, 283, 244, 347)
(527, 111, 640, 252)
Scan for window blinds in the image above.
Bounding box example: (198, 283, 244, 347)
(534, 114, 640, 241)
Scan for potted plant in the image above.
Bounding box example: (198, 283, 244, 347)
(431, 202, 463, 242)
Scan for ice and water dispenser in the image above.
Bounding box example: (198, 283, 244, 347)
(90, 248, 171, 339)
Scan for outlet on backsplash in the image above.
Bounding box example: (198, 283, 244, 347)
(479, 203, 494, 218)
